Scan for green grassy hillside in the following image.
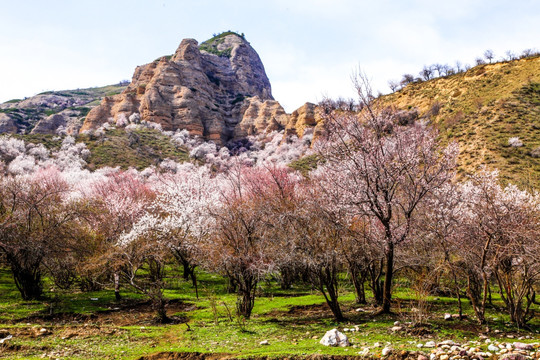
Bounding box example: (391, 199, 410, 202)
(383, 56, 540, 189)
(18, 128, 189, 170)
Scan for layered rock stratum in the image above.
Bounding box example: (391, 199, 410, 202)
(80, 33, 298, 144)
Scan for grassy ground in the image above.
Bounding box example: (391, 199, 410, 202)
(0, 267, 538, 360)
(79, 128, 190, 170)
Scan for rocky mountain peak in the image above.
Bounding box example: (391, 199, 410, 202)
(80, 32, 279, 144)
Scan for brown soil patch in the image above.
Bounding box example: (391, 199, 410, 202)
(137, 352, 421, 360)
(287, 303, 331, 316)
(14, 299, 194, 327)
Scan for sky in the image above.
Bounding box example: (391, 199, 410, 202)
(1, 0, 539, 112)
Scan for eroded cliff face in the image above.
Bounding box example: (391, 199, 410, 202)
(284, 102, 325, 139)
(80, 34, 287, 144)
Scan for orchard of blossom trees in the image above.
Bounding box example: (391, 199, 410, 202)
(1, 86, 539, 326)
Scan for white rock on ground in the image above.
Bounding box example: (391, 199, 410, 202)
(319, 329, 350, 347)
(382, 347, 392, 356)
(513, 342, 533, 350)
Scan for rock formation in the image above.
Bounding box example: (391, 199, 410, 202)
(0, 85, 126, 135)
(284, 102, 324, 138)
(1, 33, 323, 143)
(0, 114, 18, 133)
(80, 33, 289, 145)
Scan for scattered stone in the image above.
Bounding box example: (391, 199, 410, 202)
(33, 328, 52, 337)
(394, 321, 401, 326)
(488, 344, 499, 352)
(355, 308, 366, 312)
(444, 313, 453, 321)
(0, 334, 12, 344)
(418, 355, 428, 360)
(429, 354, 437, 360)
(359, 347, 370, 356)
(513, 343, 533, 350)
(382, 347, 392, 356)
(439, 340, 456, 346)
(417, 343, 424, 348)
(373, 342, 381, 348)
(343, 328, 350, 332)
(440, 355, 449, 360)
(425, 341, 436, 348)
(391, 326, 404, 332)
(354, 325, 360, 332)
(320, 329, 350, 347)
(500, 354, 526, 360)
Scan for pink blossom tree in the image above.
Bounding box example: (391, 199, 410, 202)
(455, 170, 540, 325)
(0, 168, 82, 299)
(84, 171, 155, 301)
(316, 75, 458, 313)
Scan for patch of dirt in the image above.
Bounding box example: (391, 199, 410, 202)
(407, 326, 433, 336)
(14, 299, 194, 327)
(137, 352, 421, 360)
(287, 303, 331, 316)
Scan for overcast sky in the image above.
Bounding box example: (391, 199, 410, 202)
(1, 0, 539, 112)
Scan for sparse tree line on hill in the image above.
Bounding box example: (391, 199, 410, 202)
(388, 47, 540, 92)
(0, 80, 539, 327)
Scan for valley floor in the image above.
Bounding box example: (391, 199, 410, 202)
(0, 268, 538, 360)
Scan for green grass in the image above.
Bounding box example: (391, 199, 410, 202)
(78, 127, 190, 170)
(199, 31, 245, 58)
(15, 134, 63, 150)
(289, 154, 321, 176)
(0, 264, 538, 360)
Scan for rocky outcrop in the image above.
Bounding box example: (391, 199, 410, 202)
(0, 114, 18, 133)
(80, 33, 282, 145)
(285, 102, 324, 138)
(234, 97, 288, 138)
(31, 109, 84, 135)
(1, 33, 323, 142)
(0, 84, 126, 135)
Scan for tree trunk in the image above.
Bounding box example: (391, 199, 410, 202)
(114, 272, 121, 301)
(12, 264, 43, 300)
(368, 259, 384, 305)
(381, 241, 394, 313)
(325, 277, 345, 322)
(227, 276, 237, 294)
(152, 289, 169, 323)
(350, 266, 367, 304)
(182, 261, 192, 281)
(236, 277, 257, 319)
